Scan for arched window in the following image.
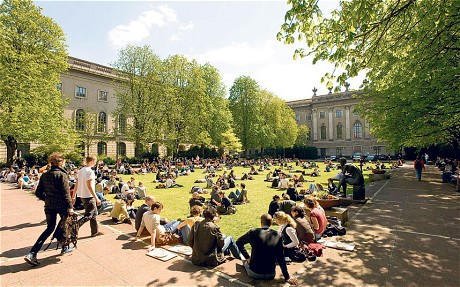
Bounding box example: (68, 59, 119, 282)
(118, 142, 126, 157)
(336, 123, 343, 140)
(75, 109, 85, 131)
(118, 115, 127, 134)
(320, 124, 327, 140)
(97, 112, 107, 133)
(354, 121, 362, 139)
(97, 142, 107, 156)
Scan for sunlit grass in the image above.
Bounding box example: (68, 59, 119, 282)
(105, 161, 376, 239)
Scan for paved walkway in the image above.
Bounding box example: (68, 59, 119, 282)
(1, 165, 459, 286)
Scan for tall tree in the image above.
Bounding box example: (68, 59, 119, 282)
(229, 76, 263, 154)
(0, 0, 69, 165)
(112, 45, 166, 157)
(161, 55, 208, 157)
(201, 63, 233, 148)
(279, 0, 460, 153)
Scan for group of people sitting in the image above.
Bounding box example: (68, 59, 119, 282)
(129, 200, 300, 285)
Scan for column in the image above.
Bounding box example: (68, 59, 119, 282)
(328, 108, 334, 141)
(312, 108, 318, 141)
(345, 106, 351, 140)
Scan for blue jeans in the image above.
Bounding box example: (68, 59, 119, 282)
(222, 236, 242, 259)
(163, 220, 180, 233)
(415, 169, 422, 180)
(178, 225, 191, 245)
(243, 260, 275, 280)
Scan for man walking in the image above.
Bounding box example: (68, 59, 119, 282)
(236, 213, 298, 285)
(414, 155, 425, 181)
(73, 156, 104, 237)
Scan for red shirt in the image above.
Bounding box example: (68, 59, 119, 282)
(310, 208, 327, 235)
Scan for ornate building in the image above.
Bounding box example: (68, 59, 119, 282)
(287, 88, 388, 158)
(0, 56, 136, 162)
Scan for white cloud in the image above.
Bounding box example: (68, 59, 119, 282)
(108, 5, 177, 49)
(169, 34, 180, 42)
(179, 21, 194, 31)
(192, 42, 276, 66)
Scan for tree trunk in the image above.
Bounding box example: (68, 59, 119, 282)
(4, 136, 18, 167)
(135, 141, 143, 158)
(451, 139, 459, 159)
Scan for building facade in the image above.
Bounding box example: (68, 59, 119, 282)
(0, 56, 136, 162)
(287, 90, 389, 158)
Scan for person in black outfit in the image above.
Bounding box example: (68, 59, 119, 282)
(25, 153, 74, 266)
(236, 213, 299, 285)
(189, 192, 205, 209)
(286, 184, 304, 201)
(268, 195, 280, 216)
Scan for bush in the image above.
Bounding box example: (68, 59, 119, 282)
(97, 155, 116, 166)
(23, 153, 37, 167)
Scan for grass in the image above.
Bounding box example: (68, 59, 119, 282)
(105, 161, 378, 240)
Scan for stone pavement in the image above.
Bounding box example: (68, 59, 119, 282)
(1, 165, 459, 286)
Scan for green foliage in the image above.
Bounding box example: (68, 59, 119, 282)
(112, 45, 166, 157)
(279, 0, 460, 152)
(220, 129, 243, 155)
(0, 0, 69, 165)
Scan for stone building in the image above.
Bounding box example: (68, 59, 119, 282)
(0, 56, 136, 162)
(287, 88, 388, 159)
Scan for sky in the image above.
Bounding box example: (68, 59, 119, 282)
(36, 0, 365, 101)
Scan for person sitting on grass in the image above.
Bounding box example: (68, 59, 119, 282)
(188, 206, 241, 267)
(215, 191, 236, 215)
(110, 194, 136, 224)
(268, 195, 280, 216)
(235, 213, 298, 285)
(129, 202, 180, 251)
(228, 183, 249, 204)
(286, 183, 304, 201)
(189, 191, 205, 209)
(166, 175, 183, 188)
(279, 194, 296, 215)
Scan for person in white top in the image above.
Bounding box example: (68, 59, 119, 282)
(73, 156, 104, 237)
(278, 175, 289, 189)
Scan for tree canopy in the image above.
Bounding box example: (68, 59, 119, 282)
(0, 0, 69, 165)
(279, 0, 460, 152)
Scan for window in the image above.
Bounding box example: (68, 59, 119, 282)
(75, 109, 85, 131)
(118, 142, 126, 157)
(118, 115, 127, 134)
(353, 121, 362, 139)
(57, 83, 62, 91)
(97, 112, 107, 133)
(336, 110, 342, 118)
(336, 147, 343, 157)
(295, 115, 300, 122)
(336, 123, 343, 140)
(97, 142, 107, 156)
(319, 111, 326, 119)
(75, 86, 86, 98)
(98, 90, 108, 102)
(305, 114, 312, 121)
(320, 124, 327, 140)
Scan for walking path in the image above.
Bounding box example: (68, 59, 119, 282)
(1, 165, 459, 286)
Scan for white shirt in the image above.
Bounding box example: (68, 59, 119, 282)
(278, 178, 289, 189)
(166, 178, 173, 188)
(278, 224, 300, 249)
(76, 167, 95, 198)
(141, 211, 165, 235)
(120, 183, 130, 195)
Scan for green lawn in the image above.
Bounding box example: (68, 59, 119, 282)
(105, 161, 377, 240)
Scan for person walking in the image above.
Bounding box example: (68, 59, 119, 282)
(73, 156, 104, 237)
(24, 153, 74, 266)
(414, 156, 426, 181)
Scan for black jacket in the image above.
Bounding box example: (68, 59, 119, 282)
(35, 166, 72, 211)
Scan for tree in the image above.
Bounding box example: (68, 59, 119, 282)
(220, 129, 243, 155)
(279, 0, 460, 153)
(201, 63, 233, 148)
(112, 45, 166, 157)
(295, 125, 310, 147)
(161, 55, 208, 157)
(229, 76, 263, 154)
(0, 0, 69, 165)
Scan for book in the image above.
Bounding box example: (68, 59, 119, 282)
(167, 244, 193, 256)
(146, 248, 177, 261)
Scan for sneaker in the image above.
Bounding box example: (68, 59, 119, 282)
(91, 231, 105, 237)
(61, 246, 74, 255)
(24, 253, 39, 266)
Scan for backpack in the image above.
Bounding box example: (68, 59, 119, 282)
(45, 214, 79, 251)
